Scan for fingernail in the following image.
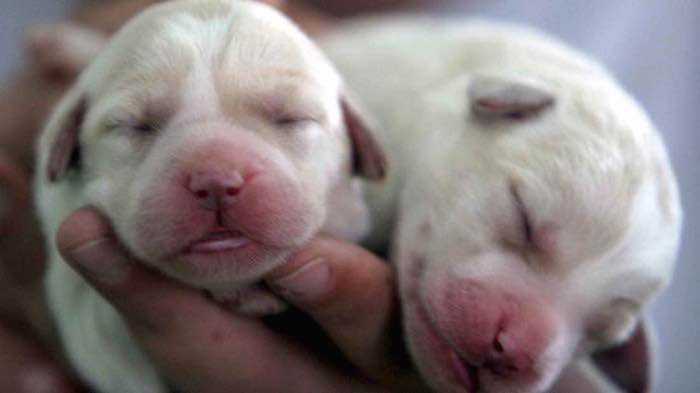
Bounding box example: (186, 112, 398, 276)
(270, 258, 331, 302)
(67, 238, 130, 285)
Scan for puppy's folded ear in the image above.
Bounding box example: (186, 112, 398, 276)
(341, 96, 387, 180)
(43, 92, 88, 183)
(591, 318, 655, 393)
(468, 76, 555, 121)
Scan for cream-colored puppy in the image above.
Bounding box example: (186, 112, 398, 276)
(323, 18, 682, 393)
(34, 1, 384, 392)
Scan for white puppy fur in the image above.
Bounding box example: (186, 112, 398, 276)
(34, 7, 682, 393)
(34, 1, 385, 392)
(322, 18, 682, 393)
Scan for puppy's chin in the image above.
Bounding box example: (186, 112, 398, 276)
(125, 206, 316, 288)
(146, 240, 293, 288)
(403, 301, 480, 393)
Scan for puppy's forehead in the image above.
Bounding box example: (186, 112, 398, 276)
(88, 0, 337, 102)
(431, 79, 677, 273)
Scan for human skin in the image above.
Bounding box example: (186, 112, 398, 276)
(54, 207, 425, 393)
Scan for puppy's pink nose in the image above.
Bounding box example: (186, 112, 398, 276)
(482, 326, 533, 376)
(440, 280, 555, 378)
(186, 171, 245, 210)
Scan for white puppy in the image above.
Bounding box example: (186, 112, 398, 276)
(322, 18, 682, 393)
(34, 1, 384, 392)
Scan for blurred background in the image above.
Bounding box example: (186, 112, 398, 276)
(1, 0, 697, 391)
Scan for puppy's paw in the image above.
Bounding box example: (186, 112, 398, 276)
(210, 285, 288, 317)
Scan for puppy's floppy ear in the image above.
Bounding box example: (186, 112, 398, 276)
(469, 76, 555, 121)
(44, 92, 88, 183)
(341, 97, 387, 180)
(591, 318, 655, 393)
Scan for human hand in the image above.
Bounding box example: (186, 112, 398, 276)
(56, 206, 428, 393)
(0, 151, 82, 392)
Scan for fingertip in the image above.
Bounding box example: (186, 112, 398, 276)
(266, 237, 347, 307)
(269, 257, 334, 305)
(56, 207, 132, 286)
(268, 236, 392, 308)
(266, 236, 398, 376)
(270, 236, 382, 279)
(56, 206, 112, 255)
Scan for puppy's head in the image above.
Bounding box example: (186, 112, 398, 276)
(37, 0, 384, 288)
(394, 74, 681, 392)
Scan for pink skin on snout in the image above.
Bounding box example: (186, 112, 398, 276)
(411, 277, 557, 392)
(131, 133, 318, 285)
(184, 169, 253, 252)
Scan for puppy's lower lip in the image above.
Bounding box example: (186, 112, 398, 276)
(415, 299, 479, 393)
(449, 350, 479, 392)
(188, 231, 251, 253)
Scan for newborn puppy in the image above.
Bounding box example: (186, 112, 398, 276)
(323, 19, 682, 393)
(34, 1, 384, 392)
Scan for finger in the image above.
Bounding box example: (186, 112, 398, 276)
(281, 2, 334, 37)
(57, 206, 381, 393)
(266, 237, 404, 381)
(259, 0, 286, 8)
(0, 151, 47, 289)
(0, 150, 29, 236)
(550, 359, 620, 393)
(0, 321, 79, 393)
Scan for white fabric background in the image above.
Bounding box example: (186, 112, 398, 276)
(0, 0, 697, 391)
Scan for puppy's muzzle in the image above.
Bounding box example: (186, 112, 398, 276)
(433, 279, 558, 382)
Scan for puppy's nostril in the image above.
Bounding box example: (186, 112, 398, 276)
(493, 339, 504, 353)
(187, 170, 245, 207)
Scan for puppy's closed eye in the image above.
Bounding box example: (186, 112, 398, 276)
(105, 117, 158, 134)
(104, 96, 173, 135)
(273, 113, 318, 128)
(508, 182, 535, 248)
(256, 91, 324, 131)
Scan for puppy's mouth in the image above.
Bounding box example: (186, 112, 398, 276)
(449, 350, 480, 393)
(186, 228, 251, 254)
(415, 301, 480, 393)
(406, 261, 479, 392)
